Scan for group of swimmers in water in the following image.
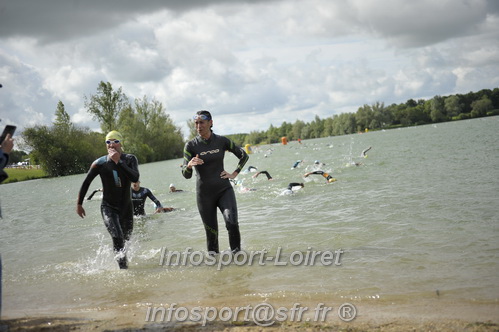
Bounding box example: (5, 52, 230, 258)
(234, 144, 371, 195)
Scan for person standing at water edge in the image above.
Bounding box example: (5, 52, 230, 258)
(182, 110, 249, 254)
(76, 131, 139, 269)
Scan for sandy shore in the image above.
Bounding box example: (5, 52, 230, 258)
(1, 299, 498, 331)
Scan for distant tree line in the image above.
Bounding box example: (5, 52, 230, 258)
(22, 81, 184, 177)
(16, 84, 499, 177)
(225, 88, 499, 146)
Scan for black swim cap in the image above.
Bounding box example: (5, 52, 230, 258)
(196, 110, 212, 120)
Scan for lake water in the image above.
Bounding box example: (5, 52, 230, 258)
(0, 116, 498, 322)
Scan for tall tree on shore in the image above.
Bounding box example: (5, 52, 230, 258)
(84, 81, 130, 133)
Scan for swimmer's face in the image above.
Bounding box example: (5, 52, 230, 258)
(194, 119, 213, 137)
(132, 182, 140, 190)
(106, 138, 122, 152)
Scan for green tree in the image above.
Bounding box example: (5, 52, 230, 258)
(444, 95, 463, 118)
(23, 124, 105, 177)
(291, 120, 306, 140)
(116, 96, 184, 163)
(54, 101, 71, 129)
(355, 104, 373, 131)
(85, 81, 129, 133)
(430, 95, 447, 123)
(186, 119, 197, 140)
(470, 96, 493, 118)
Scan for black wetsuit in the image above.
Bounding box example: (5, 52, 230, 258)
(255, 171, 272, 180)
(182, 132, 249, 253)
(287, 182, 303, 190)
(131, 187, 162, 216)
(310, 170, 333, 182)
(0, 148, 9, 183)
(77, 154, 139, 268)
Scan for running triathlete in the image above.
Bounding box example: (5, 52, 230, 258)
(76, 131, 139, 269)
(181, 110, 249, 254)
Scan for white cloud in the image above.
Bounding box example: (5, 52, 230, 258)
(0, 0, 498, 137)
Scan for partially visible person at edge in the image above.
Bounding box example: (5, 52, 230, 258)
(303, 170, 336, 183)
(0, 132, 14, 221)
(131, 181, 173, 216)
(0, 132, 14, 184)
(1, 99, 13, 316)
(181, 110, 249, 254)
(76, 131, 139, 269)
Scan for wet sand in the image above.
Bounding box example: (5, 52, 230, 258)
(1, 299, 497, 331)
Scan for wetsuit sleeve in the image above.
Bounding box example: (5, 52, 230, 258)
(225, 138, 249, 174)
(146, 189, 162, 208)
(119, 154, 140, 183)
(77, 163, 100, 205)
(182, 142, 194, 179)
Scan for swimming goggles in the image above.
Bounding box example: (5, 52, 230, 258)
(193, 114, 211, 121)
(105, 139, 121, 144)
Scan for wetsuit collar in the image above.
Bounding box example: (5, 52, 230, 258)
(199, 130, 213, 143)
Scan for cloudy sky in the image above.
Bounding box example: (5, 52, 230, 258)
(1, 0, 498, 138)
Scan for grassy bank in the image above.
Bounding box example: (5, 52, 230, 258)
(2, 167, 48, 184)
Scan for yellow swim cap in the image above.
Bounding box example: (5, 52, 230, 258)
(105, 130, 124, 142)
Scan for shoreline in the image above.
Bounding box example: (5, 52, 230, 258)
(2, 298, 498, 331)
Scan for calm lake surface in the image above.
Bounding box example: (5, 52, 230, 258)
(1, 116, 498, 319)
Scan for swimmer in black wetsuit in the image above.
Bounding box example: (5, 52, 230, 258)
(131, 181, 169, 216)
(291, 160, 302, 169)
(281, 182, 304, 195)
(361, 146, 372, 158)
(252, 170, 273, 180)
(304, 170, 336, 183)
(182, 110, 249, 254)
(246, 166, 258, 172)
(76, 131, 139, 269)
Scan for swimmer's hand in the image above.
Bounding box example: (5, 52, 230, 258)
(108, 148, 121, 164)
(76, 204, 86, 218)
(220, 170, 238, 179)
(188, 154, 204, 168)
